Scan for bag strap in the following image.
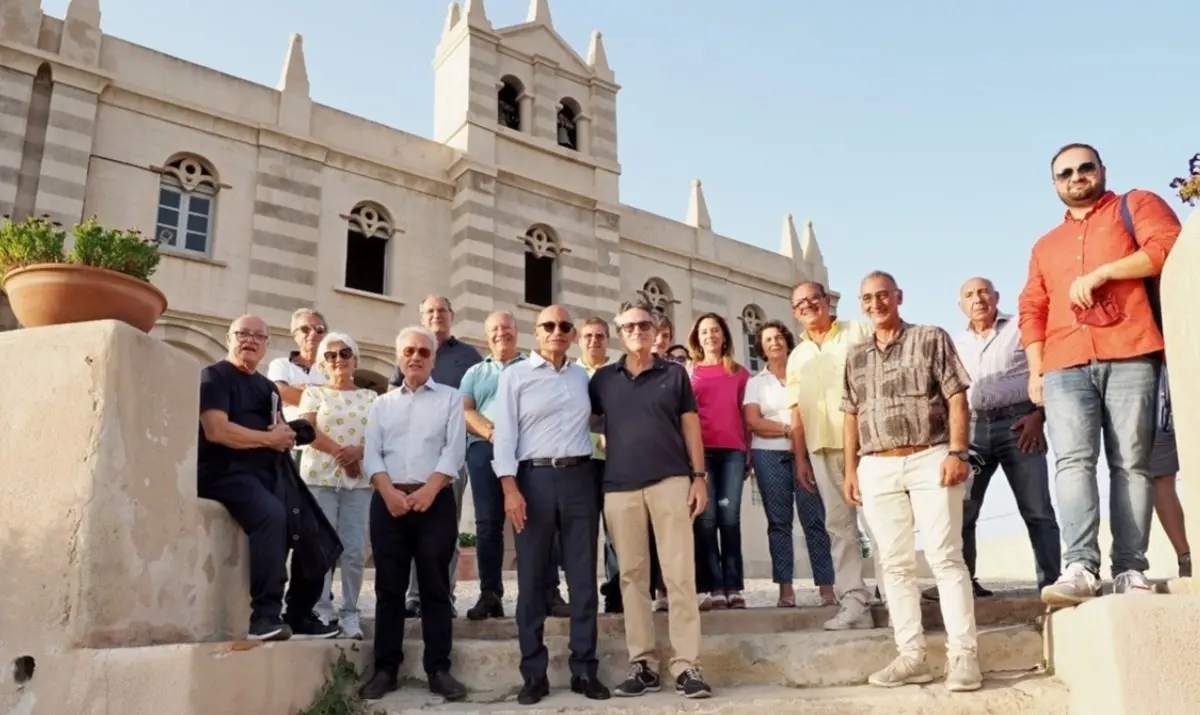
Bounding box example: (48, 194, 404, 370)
(1120, 192, 1136, 242)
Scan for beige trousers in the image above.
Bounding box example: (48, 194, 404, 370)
(811, 449, 875, 605)
(604, 476, 700, 677)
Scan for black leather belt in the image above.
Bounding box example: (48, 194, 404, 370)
(974, 402, 1038, 420)
(521, 456, 592, 469)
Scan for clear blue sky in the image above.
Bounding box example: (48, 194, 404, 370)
(45, 0, 1196, 542)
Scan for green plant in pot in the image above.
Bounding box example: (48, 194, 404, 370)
(0, 215, 167, 333)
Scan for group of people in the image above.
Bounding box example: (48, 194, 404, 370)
(192, 140, 1187, 704)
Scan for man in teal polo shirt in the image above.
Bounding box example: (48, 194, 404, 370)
(462, 311, 567, 620)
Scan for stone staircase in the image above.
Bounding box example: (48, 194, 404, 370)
(350, 593, 1066, 713)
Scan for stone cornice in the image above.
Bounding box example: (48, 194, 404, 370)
(619, 237, 792, 297)
(0, 40, 113, 94)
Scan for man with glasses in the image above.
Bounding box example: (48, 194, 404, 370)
(198, 315, 340, 642)
(357, 326, 468, 702)
(591, 303, 713, 699)
(268, 308, 329, 426)
(388, 295, 482, 618)
(785, 280, 879, 630)
(1020, 143, 1182, 605)
(492, 305, 610, 705)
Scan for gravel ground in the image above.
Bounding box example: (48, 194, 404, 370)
(331, 572, 1038, 618)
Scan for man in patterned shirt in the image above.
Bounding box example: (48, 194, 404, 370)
(841, 271, 981, 693)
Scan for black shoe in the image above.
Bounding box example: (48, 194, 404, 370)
(603, 586, 624, 614)
(675, 667, 712, 699)
(287, 613, 340, 640)
(358, 671, 398, 700)
(548, 590, 570, 618)
(613, 661, 661, 697)
(518, 677, 550, 705)
(428, 671, 467, 701)
(467, 591, 504, 621)
(922, 580, 994, 602)
(570, 675, 611, 700)
(248, 617, 292, 641)
(405, 600, 421, 619)
(973, 580, 994, 598)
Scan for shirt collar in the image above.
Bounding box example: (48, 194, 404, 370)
(964, 313, 1011, 334)
(485, 352, 525, 366)
(801, 319, 843, 343)
(615, 354, 666, 375)
(866, 322, 912, 352)
(288, 350, 316, 373)
(529, 351, 572, 372)
(398, 378, 436, 394)
(577, 356, 611, 370)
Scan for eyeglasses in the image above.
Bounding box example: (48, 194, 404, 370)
(538, 321, 574, 334)
(620, 320, 654, 334)
(232, 330, 269, 343)
(581, 332, 608, 341)
(323, 347, 354, 362)
(1055, 162, 1098, 182)
(666, 354, 688, 364)
(401, 346, 433, 359)
(294, 325, 326, 336)
(792, 295, 824, 309)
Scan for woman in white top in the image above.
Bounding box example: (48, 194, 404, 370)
(742, 320, 836, 608)
(298, 331, 379, 639)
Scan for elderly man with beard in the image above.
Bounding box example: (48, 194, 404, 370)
(388, 295, 482, 618)
(197, 315, 340, 642)
(358, 326, 468, 702)
(842, 271, 981, 692)
(493, 305, 610, 705)
(1020, 143, 1182, 605)
(591, 303, 713, 699)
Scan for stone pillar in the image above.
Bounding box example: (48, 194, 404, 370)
(34, 82, 100, 227)
(0, 67, 34, 218)
(518, 92, 534, 133)
(447, 166, 501, 340)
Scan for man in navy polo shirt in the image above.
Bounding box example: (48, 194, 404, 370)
(388, 295, 482, 617)
(589, 303, 713, 700)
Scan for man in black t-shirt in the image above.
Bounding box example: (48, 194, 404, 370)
(198, 314, 340, 642)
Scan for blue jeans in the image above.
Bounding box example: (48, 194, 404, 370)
(695, 448, 746, 593)
(1043, 356, 1159, 577)
(963, 405, 1060, 589)
(751, 449, 834, 584)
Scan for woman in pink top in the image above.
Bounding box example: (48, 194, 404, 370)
(687, 313, 751, 610)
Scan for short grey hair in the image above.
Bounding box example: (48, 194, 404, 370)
(316, 331, 359, 362)
(861, 270, 899, 290)
(396, 325, 438, 355)
(289, 308, 326, 332)
(419, 294, 453, 314)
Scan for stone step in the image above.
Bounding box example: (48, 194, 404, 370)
(376, 673, 1068, 714)
(389, 624, 1043, 692)
(371, 593, 1046, 641)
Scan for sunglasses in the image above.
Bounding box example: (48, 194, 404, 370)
(620, 320, 654, 334)
(1055, 162, 1098, 182)
(666, 354, 688, 364)
(295, 325, 327, 336)
(538, 321, 574, 334)
(323, 347, 354, 362)
(401, 346, 433, 359)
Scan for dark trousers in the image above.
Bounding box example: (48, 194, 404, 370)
(695, 448, 747, 593)
(198, 469, 323, 623)
(468, 441, 562, 597)
(965, 404, 1062, 590)
(514, 461, 600, 681)
(371, 487, 457, 677)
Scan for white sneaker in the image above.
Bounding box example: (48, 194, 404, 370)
(944, 654, 982, 692)
(823, 598, 874, 631)
(1041, 563, 1100, 607)
(868, 654, 933, 688)
(654, 597, 669, 612)
(339, 613, 363, 640)
(1113, 569, 1154, 595)
(697, 593, 712, 611)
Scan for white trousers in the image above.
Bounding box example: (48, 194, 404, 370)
(811, 449, 873, 605)
(858, 444, 977, 658)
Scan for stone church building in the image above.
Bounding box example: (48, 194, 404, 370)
(0, 0, 831, 384)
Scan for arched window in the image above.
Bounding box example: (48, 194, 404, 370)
(739, 304, 766, 372)
(155, 155, 219, 256)
(497, 77, 523, 131)
(342, 202, 394, 295)
(557, 98, 580, 150)
(522, 225, 563, 307)
(637, 278, 677, 325)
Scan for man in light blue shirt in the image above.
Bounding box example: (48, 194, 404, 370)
(358, 325, 467, 702)
(459, 312, 569, 621)
(492, 305, 610, 705)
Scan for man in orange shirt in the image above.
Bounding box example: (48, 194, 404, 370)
(1018, 143, 1181, 606)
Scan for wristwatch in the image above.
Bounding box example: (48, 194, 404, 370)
(948, 450, 971, 462)
(691, 471, 708, 482)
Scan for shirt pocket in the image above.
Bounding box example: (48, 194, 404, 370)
(880, 366, 929, 399)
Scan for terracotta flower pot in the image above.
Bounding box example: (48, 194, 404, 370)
(1, 263, 168, 333)
(456, 546, 478, 582)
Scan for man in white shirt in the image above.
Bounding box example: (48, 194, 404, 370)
(267, 308, 329, 422)
(356, 326, 468, 703)
(493, 305, 610, 705)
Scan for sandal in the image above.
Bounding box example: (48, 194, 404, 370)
(776, 597, 796, 608)
(727, 593, 746, 609)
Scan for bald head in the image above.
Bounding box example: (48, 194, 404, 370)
(960, 276, 995, 294)
(534, 304, 575, 359)
(227, 314, 270, 370)
(959, 276, 999, 330)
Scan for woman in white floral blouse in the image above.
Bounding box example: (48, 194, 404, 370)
(299, 331, 378, 639)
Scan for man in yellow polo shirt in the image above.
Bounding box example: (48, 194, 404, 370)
(786, 280, 878, 631)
